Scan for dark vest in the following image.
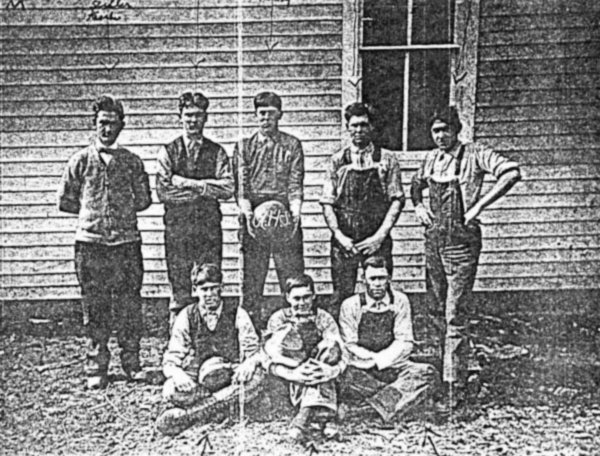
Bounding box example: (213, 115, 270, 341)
(357, 292, 395, 353)
(189, 303, 240, 373)
(163, 136, 222, 220)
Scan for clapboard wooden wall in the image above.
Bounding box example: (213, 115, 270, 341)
(1, 0, 598, 303)
(474, 0, 600, 290)
(0, 0, 344, 299)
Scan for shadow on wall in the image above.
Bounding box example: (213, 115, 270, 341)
(1, 290, 599, 339)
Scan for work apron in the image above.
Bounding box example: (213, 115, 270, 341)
(425, 145, 481, 385)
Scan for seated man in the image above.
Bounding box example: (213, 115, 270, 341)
(338, 256, 439, 423)
(156, 263, 263, 436)
(263, 274, 347, 443)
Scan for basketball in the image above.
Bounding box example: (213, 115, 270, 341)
(252, 200, 295, 242)
(198, 356, 233, 391)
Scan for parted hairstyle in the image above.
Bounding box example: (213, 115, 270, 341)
(191, 263, 223, 287)
(92, 94, 125, 125)
(429, 105, 463, 133)
(284, 274, 315, 295)
(364, 255, 389, 273)
(254, 91, 282, 111)
(344, 102, 375, 123)
(178, 92, 210, 114)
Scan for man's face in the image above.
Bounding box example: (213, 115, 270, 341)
(365, 266, 389, 301)
(180, 105, 207, 139)
(430, 120, 458, 151)
(256, 106, 282, 136)
(286, 286, 315, 318)
(194, 281, 222, 311)
(347, 114, 373, 148)
(96, 111, 123, 147)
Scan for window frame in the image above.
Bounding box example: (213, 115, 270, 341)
(341, 0, 480, 146)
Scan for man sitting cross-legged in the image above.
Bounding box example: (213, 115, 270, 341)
(338, 255, 439, 424)
(263, 274, 347, 443)
(156, 263, 263, 435)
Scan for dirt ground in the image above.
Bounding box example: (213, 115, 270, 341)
(1, 311, 599, 456)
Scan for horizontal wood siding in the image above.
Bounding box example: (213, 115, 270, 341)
(473, 0, 600, 290)
(2, 0, 598, 301)
(0, 1, 344, 299)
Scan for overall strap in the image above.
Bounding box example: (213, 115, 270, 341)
(453, 144, 466, 178)
(359, 292, 367, 307)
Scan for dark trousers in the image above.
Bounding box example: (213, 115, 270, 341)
(330, 236, 393, 319)
(425, 231, 481, 385)
(164, 217, 222, 313)
(74, 241, 144, 376)
(339, 362, 439, 422)
(240, 224, 304, 331)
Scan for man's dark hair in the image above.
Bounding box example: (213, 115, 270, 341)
(344, 102, 375, 123)
(178, 92, 210, 114)
(429, 105, 463, 133)
(285, 274, 315, 295)
(92, 94, 125, 125)
(254, 91, 282, 111)
(364, 255, 389, 273)
(191, 263, 222, 286)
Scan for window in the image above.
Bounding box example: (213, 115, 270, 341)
(360, 0, 458, 150)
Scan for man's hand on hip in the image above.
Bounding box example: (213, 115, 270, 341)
(415, 204, 434, 226)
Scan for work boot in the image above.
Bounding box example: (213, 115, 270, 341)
(156, 395, 227, 436)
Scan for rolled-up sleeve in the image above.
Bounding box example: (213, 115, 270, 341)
(385, 154, 405, 201)
(476, 144, 520, 178)
(320, 156, 339, 206)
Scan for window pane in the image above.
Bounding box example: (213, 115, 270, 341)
(412, 0, 454, 45)
(408, 50, 451, 150)
(363, 0, 454, 46)
(362, 50, 451, 151)
(363, 0, 407, 46)
(362, 51, 405, 150)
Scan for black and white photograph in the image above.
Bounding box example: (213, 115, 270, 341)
(0, 0, 599, 454)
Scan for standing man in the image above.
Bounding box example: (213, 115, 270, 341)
(156, 263, 263, 435)
(411, 106, 521, 406)
(338, 256, 438, 423)
(156, 92, 234, 324)
(57, 95, 152, 389)
(321, 102, 405, 317)
(233, 91, 305, 330)
(263, 274, 347, 443)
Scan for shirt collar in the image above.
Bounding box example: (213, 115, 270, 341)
(95, 139, 120, 153)
(198, 301, 223, 318)
(184, 134, 203, 150)
(364, 292, 391, 312)
(349, 142, 374, 156)
(256, 130, 281, 144)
